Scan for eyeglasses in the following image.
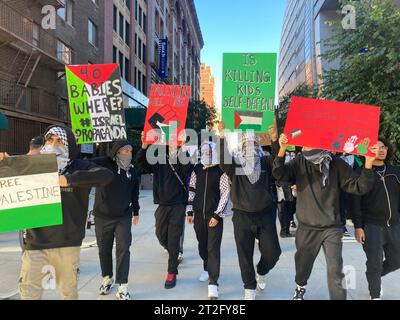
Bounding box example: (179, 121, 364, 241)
(378, 146, 389, 151)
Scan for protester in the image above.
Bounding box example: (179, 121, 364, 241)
(273, 133, 378, 300)
(218, 122, 281, 300)
(136, 133, 194, 289)
(186, 141, 230, 300)
(4, 126, 114, 300)
(91, 140, 140, 300)
(351, 138, 400, 300)
(27, 136, 44, 156)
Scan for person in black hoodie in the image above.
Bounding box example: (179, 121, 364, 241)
(16, 126, 113, 300)
(350, 138, 400, 300)
(273, 134, 378, 300)
(91, 140, 140, 300)
(136, 132, 194, 289)
(186, 141, 230, 300)
(218, 122, 281, 300)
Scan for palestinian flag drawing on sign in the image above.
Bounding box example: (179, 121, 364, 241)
(0, 155, 63, 233)
(234, 110, 263, 131)
(65, 64, 127, 144)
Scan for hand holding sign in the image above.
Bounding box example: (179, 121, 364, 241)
(364, 144, 379, 169)
(278, 134, 289, 157)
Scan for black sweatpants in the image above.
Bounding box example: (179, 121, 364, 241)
(193, 212, 223, 286)
(277, 201, 292, 234)
(95, 215, 132, 284)
(363, 223, 400, 299)
(232, 208, 281, 290)
(295, 226, 346, 300)
(155, 204, 185, 275)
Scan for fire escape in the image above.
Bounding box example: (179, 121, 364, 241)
(0, 0, 70, 122)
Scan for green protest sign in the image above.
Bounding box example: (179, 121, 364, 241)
(222, 53, 277, 132)
(0, 155, 63, 233)
(65, 63, 127, 144)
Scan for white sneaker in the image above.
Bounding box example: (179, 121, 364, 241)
(208, 285, 219, 300)
(116, 284, 131, 300)
(244, 289, 256, 300)
(256, 273, 266, 291)
(199, 271, 209, 282)
(98, 276, 114, 295)
(177, 252, 183, 264)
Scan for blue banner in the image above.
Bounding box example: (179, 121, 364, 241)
(159, 37, 168, 78)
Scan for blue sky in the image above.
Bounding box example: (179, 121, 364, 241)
(194, 0, 287, 110)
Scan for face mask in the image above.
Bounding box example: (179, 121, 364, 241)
(116, 154, 132, 170)
(41, 145, 70, 173)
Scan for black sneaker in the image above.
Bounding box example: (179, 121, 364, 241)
(293, 287, 306, 300)
(165, 274, 176, 289)
(280, 231, 295, 238)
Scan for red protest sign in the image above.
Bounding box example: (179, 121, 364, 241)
(144, 85, 190, 145)
(284, 97, 381, 156)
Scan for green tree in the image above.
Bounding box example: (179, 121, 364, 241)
(185, 100, 217, 135)
(321, 0, 400, 163)
(277, 84, 319, 134)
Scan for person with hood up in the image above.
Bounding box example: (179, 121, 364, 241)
(273, 134, 378, 300)
(91, 140, 140, 300)
(186, 141, 230, 300)
(136, 132, 194, 289)
(13, 126, 114, 300)
(218, 122, 281, 300)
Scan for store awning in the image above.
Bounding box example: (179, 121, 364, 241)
(125, 108, 147, 129)
(0, 112, 8, 130)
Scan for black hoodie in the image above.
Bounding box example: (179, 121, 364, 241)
(350, 165, 400, 228)
(25, 126, 114, 250)
(91, 140, 140, 219)
(273, 154, 374, 229)
(136, 146, 194, 206)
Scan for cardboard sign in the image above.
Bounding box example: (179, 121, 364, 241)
(284, 97, 381, 156)
(222, 53, 277, 132)
(0, 155, 62, 233)
(143, 85, 190, 145)
(65, 64, 127, 144)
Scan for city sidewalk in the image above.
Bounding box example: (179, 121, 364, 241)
(0, 189, 399, 300)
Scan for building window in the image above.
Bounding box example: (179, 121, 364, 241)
(142, 43, 146, 64)
(139, 6, 142, 29)
(113, 46, 117, 63)
(125, 21, 130, 46)
(155, 9, 160, 36)
(154, 41, 159, 68)
(113, 5, 117, 32)
(134, 67, 137, 86)
(134, 33, 137, 55)
(58, 0, 73, 26)
(138, 38, 142, 60)
(135, 0, 138, 21)
(119, 13, 124, 39)
(119, 51, 124, 77)
(32, 24, 39, 47)
(125, 0, 131, 10)
(138, 70, 142, 91)
(57, 40, 72, 64)
(88, 19, 98, 47)
(142, 74, 146, 94)
(143, 13, 147, 34)
(125, 57, 130, 82)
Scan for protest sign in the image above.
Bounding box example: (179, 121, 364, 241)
(222, 53, 277, 132)
(0, 154, 62, 233)
(65, 64, 126, 144)
(284, 97, 381, 156)
(143, 84, 190, 145)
